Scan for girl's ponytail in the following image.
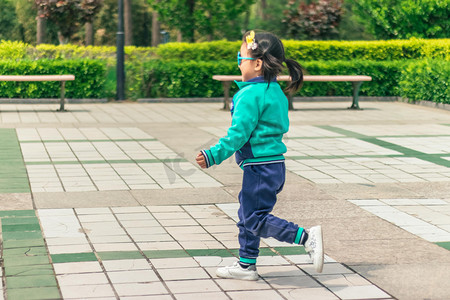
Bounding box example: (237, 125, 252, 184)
(285, 58, 304, 94)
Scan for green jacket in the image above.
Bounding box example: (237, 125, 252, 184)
(201, 76, 289, 168)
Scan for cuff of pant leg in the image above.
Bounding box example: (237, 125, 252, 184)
(295, 228, 304, 244)
(240, 257, 257, 264)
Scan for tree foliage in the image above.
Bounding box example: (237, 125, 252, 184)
(94, 0, 152, 46)
(35, 0, 103, 43)
(0, 0, 21, 41)
(149, 0, 253, 42)
(350, 0, 450, 39)
(283, 0, 343, 40)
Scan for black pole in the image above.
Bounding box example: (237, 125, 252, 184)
(116, 0, 125, 100)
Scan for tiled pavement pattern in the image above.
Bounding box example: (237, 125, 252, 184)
(348, 199, 450, 245)
(0, 102, 449, 299)
(15, 128, 221, 192)
(201, 124, 450, 184)
(0, 204, 393, 300)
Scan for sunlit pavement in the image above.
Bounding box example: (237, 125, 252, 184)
(0, 100, 449, 299)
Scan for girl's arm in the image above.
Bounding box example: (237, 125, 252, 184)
(200, 91, 260, 168)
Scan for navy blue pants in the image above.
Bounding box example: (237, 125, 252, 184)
(237, 162, 300, 260)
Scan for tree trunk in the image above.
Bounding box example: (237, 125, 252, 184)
(36, 8, 46, 44)
(85, 22, 94, 46)
(57, 31, 68, 45)
(187, 0, 195, 42)
(151, 11, 160, 46)
(124, 0, 133, 45)
(243, 9, 250, 32)
(260, 0, 267, 19)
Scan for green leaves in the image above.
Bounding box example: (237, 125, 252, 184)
(0, 59, 107, 98)
(399, 60, 450, 104)
(350, 0, 450, 39)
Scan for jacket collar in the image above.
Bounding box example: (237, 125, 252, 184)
(235, 76, 276, 89)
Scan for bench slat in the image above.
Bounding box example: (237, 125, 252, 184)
(213, 75, 372, 82)
(0, 75, 75, 82)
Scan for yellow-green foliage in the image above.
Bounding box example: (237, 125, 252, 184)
(155, 38, 450, 61)
(0, 40, 29, 60)
(0, 41, 156, 65)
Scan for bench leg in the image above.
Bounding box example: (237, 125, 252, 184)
(57, 81, 67, 112)
(349, 82, 363, 110)
(287, 93, 294, 110)
(222, 82, 231, 110)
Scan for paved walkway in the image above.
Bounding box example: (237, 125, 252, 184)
(0, 101, 449, 299)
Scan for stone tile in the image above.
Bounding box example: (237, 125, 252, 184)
(315, 273, 371, 288)
(60, 284, 115, 298)
(75, 207, 111, 214)
(193, 256, 237, 268)
(116, 213, 155, 221)
(121, 296, 172, 300)
(88, 235, 132, 243)
(102, 259, 151, 272)
(48, 244, 92, 254)
(328, 285, 391, 299)
(138, 241, 183, 251)
(45, 236, 90, 246)
(113, 282, 168, 297)
(215, 278, 272, 291)
(7, 287, 60, 300)
(258, 265, 306, 278)
(278, 287, 339, 300)
(111, 206, 148, 213)
(107, 269, 159, 283)
(158, 267, 210, 281)
(227, 290, 284, 300)
(165, 279, 221, 294)
(150, 257, 199, 269)
(53, 261, 103, 274)
(120, 219, 161, 227)
(174, 292, 229, 300)
(93, 243, 138, 252)
(299, 263, 354, 276)
(256, 256, 291, 266)
(265, 275, 321, 289)
(57, 272, 109, 286)
(152, 212, 192, 220)
(178, 240, 226, 250)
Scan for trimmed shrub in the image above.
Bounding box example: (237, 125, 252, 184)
(154, 39, 450, 61)
(0, 59, 107, 99)
(134, 60, 240, 99)
(0, 40, 28, 60)
(135, 59, 409, 99)
(399, 60, 450, 104)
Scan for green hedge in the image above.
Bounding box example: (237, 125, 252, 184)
(134, 59, 450, 104)
(155, 38, 450, 61)
(134, 59, 406, 99)
(0, 41, 154, 65)
(1, 39, 448, 63)
(0, 59, 107, 99)
(399, 60, 450, 104)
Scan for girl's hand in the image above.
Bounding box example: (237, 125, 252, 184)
(196, 152, 207, 169)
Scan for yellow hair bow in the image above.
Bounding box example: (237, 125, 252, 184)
(246, 31, 258, 50)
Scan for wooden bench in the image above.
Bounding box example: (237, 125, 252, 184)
(212, 75, 372, 110)
(0, 75, 76, 111)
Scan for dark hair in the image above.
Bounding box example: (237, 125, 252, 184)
(243, 31, 304, 93)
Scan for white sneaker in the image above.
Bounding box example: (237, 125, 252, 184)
(304, 225, 324, 273)
(216, 262, 259, 281)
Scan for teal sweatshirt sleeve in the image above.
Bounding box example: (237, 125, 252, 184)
(202, 89, 259, 168)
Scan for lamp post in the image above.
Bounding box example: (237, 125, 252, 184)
(116, 0, 125, 100)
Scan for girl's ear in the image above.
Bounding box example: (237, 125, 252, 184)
(254, 59, 263, 72)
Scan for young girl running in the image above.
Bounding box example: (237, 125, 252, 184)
(196, 31, 324, 280)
